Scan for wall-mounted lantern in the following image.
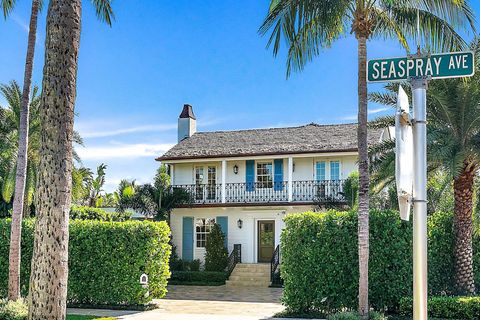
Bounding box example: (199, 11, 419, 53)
(237, 219, 243, 229)
(293, 162, 295, 172)
(233, 165, 239, 175)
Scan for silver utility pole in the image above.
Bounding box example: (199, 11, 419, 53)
(411, 77, 428, 320)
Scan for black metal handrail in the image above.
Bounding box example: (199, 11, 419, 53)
(226, 244, 241, 277)
(270, 244, 283, 287)
(225, 181, 288, 203)
(172, 180, 346, 205)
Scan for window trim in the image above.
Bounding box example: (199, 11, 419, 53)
(255, 161, 274, 189)
(330, 160, 341, 181)
(195, 217, 216, 248)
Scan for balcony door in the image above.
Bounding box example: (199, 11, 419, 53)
(195, 166, 217, 201)
(258, 220, 275, 263)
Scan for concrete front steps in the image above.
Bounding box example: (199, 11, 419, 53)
(226, 263, 271, 288)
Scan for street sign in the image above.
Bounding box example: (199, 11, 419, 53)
(395, 86, 413, 221)
(367, 51, 474, 82)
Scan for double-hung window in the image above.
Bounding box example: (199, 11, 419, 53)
(256, 162, 273, 188)
(195, 218, 215, 248)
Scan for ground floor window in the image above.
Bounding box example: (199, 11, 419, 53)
(196, 218, 215, 248)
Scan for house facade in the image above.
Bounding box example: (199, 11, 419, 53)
(157, 105, 381, 270)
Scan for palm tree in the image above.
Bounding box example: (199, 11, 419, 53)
(117, 166, 191, 221)
(86, 163, 107, 207)
(0, 82, 41, 212)
(27, 0, 113, 318)
(259, 1, 474, 316)
(370, 46, 480, 294)
(1, 0, 41, 300)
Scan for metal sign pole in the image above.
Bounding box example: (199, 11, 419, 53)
(411, 78, 428, 320)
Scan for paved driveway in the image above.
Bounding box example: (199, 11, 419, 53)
(118, 285, 286, 320)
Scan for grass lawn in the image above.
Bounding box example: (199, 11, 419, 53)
(67, 316, 116, 320)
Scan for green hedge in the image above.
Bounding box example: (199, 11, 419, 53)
(400, 296, 480, 319)
(0, 219, 171, 306)
(169, 271, 227, 285)
(281, 210, 480, 314)
(70, 206, 132, 221)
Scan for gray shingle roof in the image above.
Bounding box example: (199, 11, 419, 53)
(157, 123, 382, 161)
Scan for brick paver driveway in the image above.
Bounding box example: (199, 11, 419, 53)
(118, 285, 285, 320)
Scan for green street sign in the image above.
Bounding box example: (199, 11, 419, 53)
(367, 51, 475, 82)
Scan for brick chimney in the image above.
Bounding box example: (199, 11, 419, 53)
(178, 104, 196, 142)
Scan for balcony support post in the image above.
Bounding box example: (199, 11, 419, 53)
(221, 160, 227, 203)
(288, 157, 293, 202)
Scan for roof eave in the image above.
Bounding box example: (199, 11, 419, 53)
(156, 148, 358, 162)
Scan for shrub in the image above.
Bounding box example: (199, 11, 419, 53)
(281, 210, 480, 314)
(169, 271, 227, 285)
(399, 296, 480, 319)
(70, 206, 132, 221)
(0, 219, 171, 306)
(204, 224, 228, 272)
(327, 311, 386, 320)
(0, 298, 28, 320)
(343, 171, 359, 209)
(190, 259, 201, 271)
(281, 210, 413, 314)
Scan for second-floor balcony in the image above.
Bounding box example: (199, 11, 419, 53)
(172, 180, 346, 205)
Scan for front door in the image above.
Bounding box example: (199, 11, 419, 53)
(258, 220, 275, 263)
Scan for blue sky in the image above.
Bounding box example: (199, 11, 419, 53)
(1, 1, 479, 192)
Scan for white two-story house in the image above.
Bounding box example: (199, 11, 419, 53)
(157, 105, 382, 286)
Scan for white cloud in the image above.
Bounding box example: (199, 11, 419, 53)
(79, 123, 177, 138)
(11, 14, 29, 33)
(339, 114, 358, 121)
(76, 142, 175, 160)
(339, 106, 392, 121)
(368, 106, 391, 114)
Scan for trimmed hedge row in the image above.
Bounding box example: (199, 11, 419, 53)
(169, 271, 227, 285)
(400, 296, 480, 319)
(281, 210, 480, 314)
(70, 206, 132, 221)
(0, 219, 171, 306)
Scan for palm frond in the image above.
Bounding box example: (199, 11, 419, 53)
(259, 0, 350, 77)
(0, 0, 16, 19)
(368, 115, 395, 129)
(91, 0, 114, 26)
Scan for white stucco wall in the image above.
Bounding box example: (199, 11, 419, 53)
(171, 155, 358, 184)
(170, 205, 312, 264)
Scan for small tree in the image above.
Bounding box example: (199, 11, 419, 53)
(204, 223, 228, 272)
(343, 171, 359, 209)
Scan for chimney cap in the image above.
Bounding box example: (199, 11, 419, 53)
(179, 104, 196, 120)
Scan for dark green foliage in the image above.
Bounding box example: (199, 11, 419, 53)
(327, 311, 386, 320)
(399, 296, 480, 319)
(204, 224, 228, 272)
(281, 210, 480, 314)
(343, 171, 359, 209)
(116, 165, 191, 221)
(169, 271, 227, 286)
(0, 219, 171, 306)
(70, 205, 131, 221)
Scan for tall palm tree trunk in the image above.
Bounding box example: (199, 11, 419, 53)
(28, 0, 81, 319)
(453, 161, 476, 295)
(357, 34, 370, 318)
(8, 0, 39, 301)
